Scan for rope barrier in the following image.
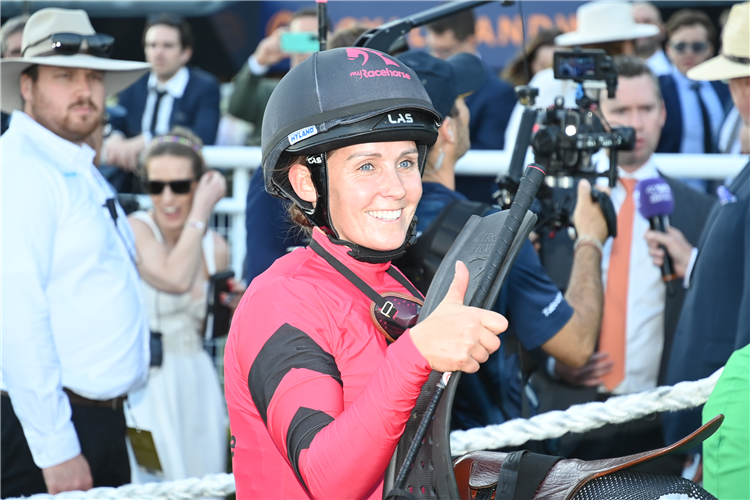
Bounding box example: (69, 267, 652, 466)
(450, 367, 724, 455)
(15, 473, 236, 500)
(12, 368, 723, 500)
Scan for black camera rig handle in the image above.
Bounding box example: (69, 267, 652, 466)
(354, 1, 514, 54)
(589, 187, 618, 239)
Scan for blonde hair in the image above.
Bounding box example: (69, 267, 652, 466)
(139, 127, 205, 181)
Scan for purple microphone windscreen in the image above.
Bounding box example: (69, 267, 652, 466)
(636, 178, 674, 219)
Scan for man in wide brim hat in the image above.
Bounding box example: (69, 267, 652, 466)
(0, 8, 150, 114)
(686, 2, 750, 82)
(554, 1, 659, 47)
(1, 8, 152, 498)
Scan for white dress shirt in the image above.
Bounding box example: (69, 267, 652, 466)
(1, 112, 150, 469)
(670, 65, 725, 154)
(646, 48, 672, 77)
(595, 156, 666, 394)
(141, 66, 190, 143)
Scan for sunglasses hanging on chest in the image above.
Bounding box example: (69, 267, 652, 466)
(309, 239, 423, 344)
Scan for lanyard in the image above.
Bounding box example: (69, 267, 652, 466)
(309, 238, 422, 312)
(84, 166, 139, 268)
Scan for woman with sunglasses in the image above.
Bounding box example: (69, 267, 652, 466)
(224, 47, 507, 499)
(127, 127, 233, 484)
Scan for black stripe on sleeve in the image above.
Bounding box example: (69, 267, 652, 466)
(248, 322, 342, 425)
(286, 407, 335, 488)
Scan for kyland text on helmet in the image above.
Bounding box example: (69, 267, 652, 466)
(287, 125, 318, 146)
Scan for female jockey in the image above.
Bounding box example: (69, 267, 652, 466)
(224, 47, 507, 500)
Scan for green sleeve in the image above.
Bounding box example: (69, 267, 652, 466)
(702, 344, 750, 500)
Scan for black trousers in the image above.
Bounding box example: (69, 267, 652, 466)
(1, 395, 130, 498)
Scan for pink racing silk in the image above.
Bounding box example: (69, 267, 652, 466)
(225, 230, 432, 499)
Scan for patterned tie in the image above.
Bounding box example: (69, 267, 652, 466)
(690, 82, 713, 154)
(150, 89, 167, 135)
(600, 178, 636, 392)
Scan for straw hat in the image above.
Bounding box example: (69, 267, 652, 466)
(687, 2, 750, 81)
(555, 1, 659, 47)
(1, 8, 150, 114)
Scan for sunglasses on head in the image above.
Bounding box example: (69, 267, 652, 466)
(145, 179, 195, 195)
(671, 42, 708, 54)
(24, 33, 115, 58)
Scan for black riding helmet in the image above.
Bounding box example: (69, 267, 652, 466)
(261, 47, 441, 263)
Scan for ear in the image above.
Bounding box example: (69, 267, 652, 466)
(440, 116, 456, 144)
(288, 163, 317, 204)
(180, 46, 193, 66)
(658, 98, 667, 129)
(20, 73, 33, 103)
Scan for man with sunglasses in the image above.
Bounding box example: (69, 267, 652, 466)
(104, 13, 220, 193)
(0, 8, 151, 497)
(657, 9, 731, 163)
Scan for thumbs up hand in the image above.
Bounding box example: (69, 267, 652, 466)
(409, 261, 507, 373)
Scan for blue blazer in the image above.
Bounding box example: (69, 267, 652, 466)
(114, 66, 220, 145)
(663, 160, 750, 448)
(656, 74, 731, 154)
(464, 63, 517, 151)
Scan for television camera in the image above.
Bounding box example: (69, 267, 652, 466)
(496, 48, 636, 238)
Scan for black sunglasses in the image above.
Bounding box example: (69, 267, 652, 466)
(145, 179, 195, 195)
(369, 293, 423, 344)
(24, 33, 114, 58)
(671, 42, 708, 54)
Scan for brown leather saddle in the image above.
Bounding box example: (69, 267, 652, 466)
(453, 415, 723, 500)
(384, 210, 721, 500)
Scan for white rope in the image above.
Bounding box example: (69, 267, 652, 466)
(449, 367, 724, 455)
(15, 473, 235, 500)
(12, 369, 722, 500)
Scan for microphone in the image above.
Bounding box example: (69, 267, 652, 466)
(635, 178, 676, 284)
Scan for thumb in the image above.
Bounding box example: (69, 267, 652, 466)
(442, 260, 469, 306)
(577, 178, 592, 199)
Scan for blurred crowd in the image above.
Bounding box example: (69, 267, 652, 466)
(1, 2, 748, 499)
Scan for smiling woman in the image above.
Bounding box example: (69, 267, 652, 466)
(125, 127, 240, 485)
(224, 47, 508, 500)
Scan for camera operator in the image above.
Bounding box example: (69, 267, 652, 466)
(396, 50, 609, 429)
(645, 1, 750, 482)
(505, 1, 659, 149)
(546, 55, 714, 471)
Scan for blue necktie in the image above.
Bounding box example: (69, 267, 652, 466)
(690, 82, 713, 154)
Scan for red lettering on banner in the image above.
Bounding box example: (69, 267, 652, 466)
(475, 15, 496, 47)
(497, 15, 523, 47)
(555, 13, 577, 33)
(528, 14, 554, 38)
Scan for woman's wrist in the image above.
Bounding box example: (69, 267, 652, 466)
(185, 218, 207, 234)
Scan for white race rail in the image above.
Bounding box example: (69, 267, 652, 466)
(179, 147, 746, 278)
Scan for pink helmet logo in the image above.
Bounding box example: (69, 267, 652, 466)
(346, 47, 400, 67)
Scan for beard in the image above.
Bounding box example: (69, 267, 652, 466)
(32, 97, 103, 144)
(634, 36, 660, 58)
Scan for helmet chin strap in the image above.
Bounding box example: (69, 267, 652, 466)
(306, 153, 418, 264)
